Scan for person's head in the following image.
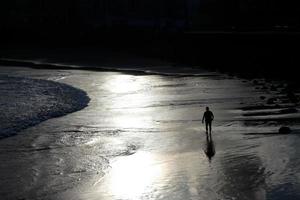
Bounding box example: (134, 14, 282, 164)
(206, 107, 209, 111)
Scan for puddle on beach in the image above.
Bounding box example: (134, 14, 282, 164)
(0, 66, 299, 200)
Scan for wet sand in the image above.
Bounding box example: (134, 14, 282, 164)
(0, 65, 299, 200)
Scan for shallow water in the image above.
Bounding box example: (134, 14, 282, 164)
(0, 66, 299, 200)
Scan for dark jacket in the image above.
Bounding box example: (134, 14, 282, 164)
(203, 111, 214, 122)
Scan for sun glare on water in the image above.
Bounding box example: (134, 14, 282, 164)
(106, 152, 163, 199)
(106, 75, 145, 94)
(103, 74, 158, 129)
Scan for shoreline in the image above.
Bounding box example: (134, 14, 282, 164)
(0, 58, 217, 77)
(1, 54, 299, 95)
(2, 32, 300, 83)
(1, 57, 299, 137)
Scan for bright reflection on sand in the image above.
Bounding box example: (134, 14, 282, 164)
(105, 75, 144, 94)
(112, 115, 150, 129)
(98, 75, 164, 199)
(103, 74, 157, 129)
(107, 152, 162, 199)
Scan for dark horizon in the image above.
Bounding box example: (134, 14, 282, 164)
(1, 0, 300, 34)
(1, 0, 300, 82)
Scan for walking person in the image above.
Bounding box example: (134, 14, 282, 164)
(202, 107, 214, 134)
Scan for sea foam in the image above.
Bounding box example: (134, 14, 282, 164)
(0, 75, 90, 138)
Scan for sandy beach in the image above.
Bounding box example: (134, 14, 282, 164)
(0, 62, 299, 200)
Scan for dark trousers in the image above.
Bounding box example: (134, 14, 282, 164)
(205, 120, 212, 133)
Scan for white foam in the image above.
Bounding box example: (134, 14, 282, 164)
(0, 76, 90, 138)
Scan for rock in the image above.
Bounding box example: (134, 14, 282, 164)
(260, 96, 266, 100)
(279, 126, 292, 134)
(270, 85, 277, 91)
(267, 98, 277, 104)
(253, 80, 259, 85)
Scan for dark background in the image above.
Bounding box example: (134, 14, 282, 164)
(0, 0, 300, 81)
(1, 0, 300, 33)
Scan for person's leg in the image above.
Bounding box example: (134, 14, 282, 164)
(209, 121, 212, 133)
(205, 122, 208, 132)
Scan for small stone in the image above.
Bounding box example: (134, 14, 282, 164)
(260, 96, 266, 100)
(270, 85, 277, 91)
(267, 98, 277, 104)
(279, 126, 292, 134)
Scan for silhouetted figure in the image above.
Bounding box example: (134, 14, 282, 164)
(202, 107, 214, 133)
(204, 132, 215, 161)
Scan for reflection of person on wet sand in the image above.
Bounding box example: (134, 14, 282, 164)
(202, 107, 214, 133)
(205, 132, 215, 161)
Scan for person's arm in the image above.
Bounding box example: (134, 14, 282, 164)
(202, 113, 205, 123)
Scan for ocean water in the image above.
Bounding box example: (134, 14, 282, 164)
(0, 75, 89, 138)
(0, 65, 299, 200)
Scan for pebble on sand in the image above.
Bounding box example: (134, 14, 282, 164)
(279, 126, 292, 134)
(267, 97, 277, 104)
(260, 96, 266, 100)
